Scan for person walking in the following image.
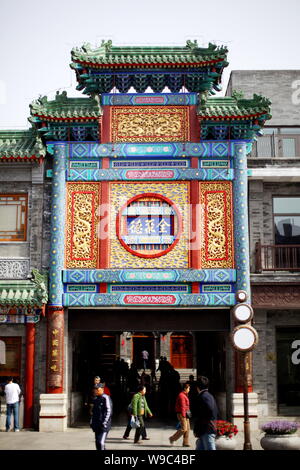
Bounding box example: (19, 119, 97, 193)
(90, 383, 113, 450)
(141, 350, 149, 370)
(131, 385, 153, 444)
(85, 375, 101, 415)
(123, 392, 149, 440)
(193, 376, 218, 451)
(169, 383, 191, 447)
(4, 377, 21, 432)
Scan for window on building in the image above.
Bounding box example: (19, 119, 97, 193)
(274, 197, 300, 245)
(251, 127, 300, 158)
(0, 337, 21, 380)
(273, 197, 300, 270)
(170, 333, 193, 369)
(0, 194, 28, 241)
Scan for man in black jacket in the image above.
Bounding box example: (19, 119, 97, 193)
(193, 376, 218, 450)
(90, 383, 113, 450)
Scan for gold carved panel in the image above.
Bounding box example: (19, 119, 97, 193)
(110, 106, 190, 142)
(200, 182, 234, 269)
(109, 182, 189, 268)
(66, 183, 100, 268)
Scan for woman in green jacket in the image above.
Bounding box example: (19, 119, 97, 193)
(131, 385, 153, 443)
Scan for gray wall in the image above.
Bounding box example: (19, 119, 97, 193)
(227, 70, 300, 126)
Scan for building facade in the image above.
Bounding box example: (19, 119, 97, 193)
(227, 70, 300, 418)
(0, 132, 48, 428)
(1, 41, 274, 431)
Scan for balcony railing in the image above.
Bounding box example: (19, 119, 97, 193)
(255, 242, 300, 272)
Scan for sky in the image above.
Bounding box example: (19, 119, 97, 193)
(0, 0, 299, 129)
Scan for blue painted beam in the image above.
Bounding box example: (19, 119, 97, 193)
(67, 167, 234, 181)
(63, 292, 235, 307)
(101, 93, 199, 106)
(62, 269, 237, 284)
(52, 141, 253, 159)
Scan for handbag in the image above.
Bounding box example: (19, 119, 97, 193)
(186, 410, 192, 419)
(130, 416, 140, 429)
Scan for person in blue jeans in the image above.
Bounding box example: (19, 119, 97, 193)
(4, 377, 21, 432)
(193, 376, 218, 450)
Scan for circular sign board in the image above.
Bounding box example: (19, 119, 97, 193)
(231, 325, 258, 352)
(232, 303, 253, 323)
(116, 193, 182, 259)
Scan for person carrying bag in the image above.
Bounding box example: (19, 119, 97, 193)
(131, 385, 153, 444)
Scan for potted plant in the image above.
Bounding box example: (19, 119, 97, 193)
(215, 420, 238, 450)
(260, 420, 300, 450)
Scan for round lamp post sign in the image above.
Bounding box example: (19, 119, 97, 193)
(231, 319, 258, 451)
(232, 325, 258, 352)
(232, 303, 253, 323)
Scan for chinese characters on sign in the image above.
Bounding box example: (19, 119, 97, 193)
(47, 310, 64, 388)
(128, 216, 172, 236)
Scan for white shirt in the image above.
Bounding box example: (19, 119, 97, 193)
(5, 382, 21, 404)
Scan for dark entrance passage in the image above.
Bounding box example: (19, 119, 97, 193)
(69, 308, 230, 426)
(70, 325, 229, 426)
(196, 331, 227, 395)
(132, 333, 155, 369)
(69, 307, 230, 331)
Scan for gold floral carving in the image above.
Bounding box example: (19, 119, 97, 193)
(66, 183, 100, 268)
(109, 182, 189, 268)
(110, 106, 189, 142)
(200, 182, 234, 269)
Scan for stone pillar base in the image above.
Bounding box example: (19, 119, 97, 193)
(39, 393, 67, 432)
(232, 392, 259, 431)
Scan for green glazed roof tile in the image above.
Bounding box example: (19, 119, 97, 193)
(71, 40, 228, 67)
(0, 130, 46, 160)
(26, 92, 272, 123)
(30, 91, 102, 120)
(198, 95, 271, 119)
(0, 270, 48, 307)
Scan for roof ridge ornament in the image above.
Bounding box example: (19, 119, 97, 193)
(100, 39, 113, 52)
(232, 89, 244, 101)
(186, 39, 199, 50)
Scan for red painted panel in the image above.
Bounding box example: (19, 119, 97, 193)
(99, 182, 109, 268)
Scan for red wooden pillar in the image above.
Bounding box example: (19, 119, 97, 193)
(24, 322, 35, 428)
(46, 306, 64, 394)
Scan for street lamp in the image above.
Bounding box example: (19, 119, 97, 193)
(231, 300, 258, 451)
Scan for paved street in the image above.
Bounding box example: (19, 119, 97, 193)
(0, 422, 263, 451)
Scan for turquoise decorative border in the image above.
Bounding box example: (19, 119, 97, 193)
(62, 269, 237, 284)
(233, 142, 251, 299)
(63, 141, 252, 159)
(63, 292, 235, 307)
(67, 167, 234, 181)
(49, 143, 68, 307)
(101, 93, 198, 106)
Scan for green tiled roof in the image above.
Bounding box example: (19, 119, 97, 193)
(28, 92, 271, 123)
(0, 130, 46, 161)
(71, 40, 228, 67)
(198, 95, 272, 120)
(30, 91, 102, 121)
(0, 270, 48, 307)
